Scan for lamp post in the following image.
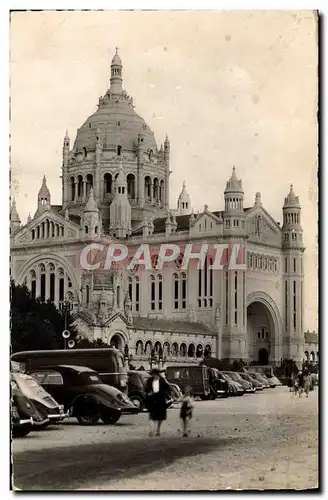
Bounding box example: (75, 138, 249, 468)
(59, 298, 72, 350)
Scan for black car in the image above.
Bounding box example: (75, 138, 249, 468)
(11, 379, 49, 438)
(13, 372, 67, 427)
(128, 370, 174, 411)
(29, 365, 139, 425)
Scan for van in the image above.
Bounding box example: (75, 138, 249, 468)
(165, 364, 210, 398)
(11, 348, 128, 392)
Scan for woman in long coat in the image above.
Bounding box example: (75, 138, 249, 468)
(145, 368, 170, 437)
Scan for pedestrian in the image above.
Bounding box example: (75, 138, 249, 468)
(303, 368, 310, 397)
(145, 368, 170, 437)
(295, 370, 304, 397)
(180, 386, 193, 437)
(288, 373, 294, 392)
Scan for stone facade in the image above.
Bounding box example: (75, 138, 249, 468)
(10, 49, 310, 368)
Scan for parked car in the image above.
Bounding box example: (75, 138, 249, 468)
(127, 370, 175, 411)
(248, 372, 270, 388)
(11, 378, 49, 438)
(12, 371, 66, 427)
(168, 383, 183, 403)
(239, 372, 263, 390)
(207, 368, 229, 399)
(257, 373, 276, 388)
(267, 375, 282, 387)
(222, 371, 255, 393)
(165, 364, 210, 399)
(217, 371, 245, 396)
(28, 365, 139, 425)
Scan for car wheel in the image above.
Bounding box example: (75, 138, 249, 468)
(77, 414, 100, 426)
(12, 426, 31, 438)
(130, 395, 144, 412)
(101, 410, 121, 425)
(200, 395, 209, 401)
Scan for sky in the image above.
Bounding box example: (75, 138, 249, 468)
(10, 10, 318, 331)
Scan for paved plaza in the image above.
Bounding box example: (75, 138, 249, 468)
(12, 387, 318, 491)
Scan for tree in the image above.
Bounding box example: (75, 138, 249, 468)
(75, 338, 111, 349)
(10, 279, 77, 353)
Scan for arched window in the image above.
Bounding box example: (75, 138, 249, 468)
(104, 173, 112, 195)
(85, 225, 89, 234)
(172, 342, 179, 357)
(117, 145, 122, 156)
(83, 147, 87, 159)
(163, 341, 170, 357)
(86, 174, 93, 197)
(154, 341, 162, 354)
(153, 178, 159, 201)
(128, 275, 140, 312)
(77, 175, 83, 199)
(127, 174, 135, 199)
(204, 344, 212, 358)
(159, 180, 164, 204)
(145, 341, 152, 355)
(180, 343, 187, 357)
(150, 274, 162, 311)
(198, 256, 213, 308)
(144, 176, 151, 200)
(173, 272, 187, 310)
(136, 340, 143, 356)
(70, 176, 75, 201)
(196, 344, 203, 358)
(187, 344, 195, 358)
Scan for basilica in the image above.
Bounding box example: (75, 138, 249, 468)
(10, 49, 312, 367)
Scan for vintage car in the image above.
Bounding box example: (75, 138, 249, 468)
(128, 370, 174, 411)
(248, 371, 271, 388)
(223, 371, 256, 393)
(207, 368, 230, 399)
(28, 365, 139, 425)
(12, 371, 67, 427)
(11, 378, 49, 437)
(239, 371, 264, 390)
(217, 371, 245, 396)
(165, 365, 211, 399)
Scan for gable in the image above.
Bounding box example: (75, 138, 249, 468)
(14, 210, 80, 244)
(245, 206, 281, 246)
(191, 210, 222, 236)
(103, 312, 130, 328)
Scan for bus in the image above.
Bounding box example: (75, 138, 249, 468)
(10, 348, 128, 391)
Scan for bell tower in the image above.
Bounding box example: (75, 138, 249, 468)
(282, 184, 305, 366)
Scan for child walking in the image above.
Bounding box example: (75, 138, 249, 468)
(180, 386, 193, 437)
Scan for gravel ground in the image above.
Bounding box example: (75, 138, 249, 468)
(12, 386, 318, 491)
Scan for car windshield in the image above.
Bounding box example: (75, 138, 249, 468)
(224, 372, 240, 382)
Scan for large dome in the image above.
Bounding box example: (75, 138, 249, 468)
(73, 94, 158, 154)
(72, 49, 158, 155)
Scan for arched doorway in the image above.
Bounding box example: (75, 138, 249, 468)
(247, 300, 275, 364)
(258, 348, 269, 365)
(110, 333, 125, 351)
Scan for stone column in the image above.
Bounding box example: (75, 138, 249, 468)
(36, 273, 41, 299)
(74, 181, 78, 202)
(55, 271, 60, 306)
(83, 181, 87, 202)
(150, 181, 153, 203)
(45, 272, 50, 302)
